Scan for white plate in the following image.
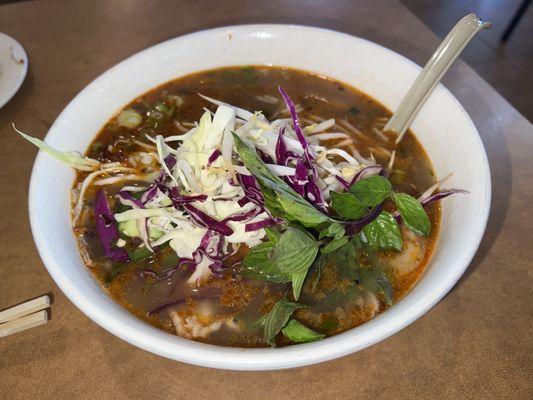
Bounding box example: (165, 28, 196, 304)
(28, 25, 491, 371)
(0, 32, 28, 109)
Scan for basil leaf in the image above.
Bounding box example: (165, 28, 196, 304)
(331, 237, 393, 305)
(242, 242, 291, 283)
(310, 251, 333, 292)
(330, 191, 367, 219)
(291, 270, 308, 301)
(320, 316, 339, 331)
(320, 236, 349, 254)
(319, 222, 345, 240)
(359, 267, 393, 305)
(264, 226, 282, 244)
(361, 211, 402, 252)
(233, 134, 330, 228)
(281, 319, 325, 343)
(333, 239, 357, 279)
(349, 176, 392, 206)
(392, 192, 431, 237)
(263, 298, 306, 346)
(272, 226, 319, 275)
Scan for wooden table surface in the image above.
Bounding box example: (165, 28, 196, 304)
(0, 1, 531, 399)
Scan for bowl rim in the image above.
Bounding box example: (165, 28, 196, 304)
(28, 23, 491, 370)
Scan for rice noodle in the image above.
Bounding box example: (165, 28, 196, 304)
(336, 119, 367, 140)
(174, 121, 190, 133)
(72, 170, 109, 224)
(368, 146, 391, 157)
(418, 172, 453, 201)
(372, 126, 389, 141)
(311, 132, 350, 141)
(335, 138, 354, 148)
(308, 114, 326, 122)
(255, 94, 279, 104)
(92, 173, 156, 186)
(72, 165, 138, 223)
(388, 150, 396, 171)
(305, 118, 335, 134)
(120, 185, 149, 192)
(326, 148, 359, 165)
(132, 139, 157, 151)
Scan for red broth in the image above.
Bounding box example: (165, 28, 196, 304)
(72, 66, 439, 347)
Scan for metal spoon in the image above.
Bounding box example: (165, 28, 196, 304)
(384, 13, 491, 143)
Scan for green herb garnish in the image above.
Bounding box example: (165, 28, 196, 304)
(331, 191, 366, 219)
(244, 226, 319, 300)
(392, 192, 430, 237)
(233, 133, 331, 228)
(348, 176, 392, 206)
(262, 297, 306, 346)
(361, 211, 402, 252)
(242, 241, 291, 283)
(282, 319, 325, 343)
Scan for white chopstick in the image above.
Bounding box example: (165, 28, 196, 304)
(0, 295, 50, 324)
(0, 310, 48, 338)
(0, 295, 50, 338)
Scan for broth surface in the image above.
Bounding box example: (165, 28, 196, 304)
(73, 66, 439, 347)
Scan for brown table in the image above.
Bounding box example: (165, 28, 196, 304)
(1, 1, 532, 399)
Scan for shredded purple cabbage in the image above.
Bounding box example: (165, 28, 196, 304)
(278, 87, 327, 211)
(147, 299, 186, 315)
(245, 218, 279, 232)
(116, 191, 144, 209)
(257, 149, 275, 165)
(275, 127, 299, 167)
(237, 173, 265, 206)
(352, 165, 384, 185)
(141, 185, 159, 204)
(207, 149, 221, 165)
(421, 189, 468, 206)
(198, 230, 224, 258)
(163, 154, 176, 170)
(335, 175, 351, 190)
(345, 204, 383, 235)
(138, 263, 190, 281)
(168, 187, 207, 206)
(278, 87, 312, 160)
(223, 206, 263, 223)
(183, 204, 233, 236)
(94, 189, 130, 262)
(393, 189, 468, 225)
(147, 288, 221, 315)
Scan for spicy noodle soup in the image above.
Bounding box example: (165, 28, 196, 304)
(71, 67, 440, 347)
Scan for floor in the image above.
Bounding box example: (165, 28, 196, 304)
(400, 0, 533, 121)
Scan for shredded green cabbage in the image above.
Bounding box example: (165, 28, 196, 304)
(13, 124, 100, 171)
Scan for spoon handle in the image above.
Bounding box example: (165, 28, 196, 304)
(384, 13, 491, 143)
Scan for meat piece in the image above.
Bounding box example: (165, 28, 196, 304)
(385, 228, 426, 278)
(170, 311, 223, 339)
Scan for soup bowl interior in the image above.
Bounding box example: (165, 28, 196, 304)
(29, 25, 490, 370)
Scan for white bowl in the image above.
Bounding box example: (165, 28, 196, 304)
(28, 25, 491, 370)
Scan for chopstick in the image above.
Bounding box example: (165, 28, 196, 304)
(0, 310, 48, 338)
(0, 295, 50, 337)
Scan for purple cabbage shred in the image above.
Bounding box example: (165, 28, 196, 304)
(94, 189, 130, 262)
